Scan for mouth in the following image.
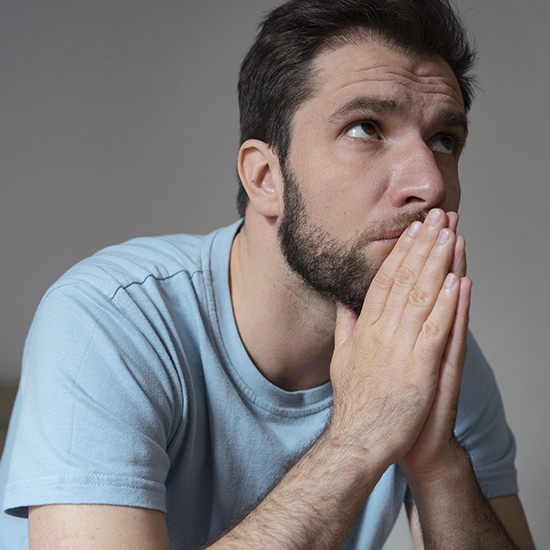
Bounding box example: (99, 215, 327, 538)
(373, 227, 408, 243)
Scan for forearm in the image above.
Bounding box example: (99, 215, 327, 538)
(207, 430, 386, 550)
(403, 440, 522, 550)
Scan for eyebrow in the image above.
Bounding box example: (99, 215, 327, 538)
(327, 95, 469, 139)
(328, 96, 399, 125)
(434, 109, 469, 140)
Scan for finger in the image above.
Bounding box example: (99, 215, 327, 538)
(334, 302, 358, 351)
(447, 211, 459, 233)
(398, 276, 469, 460)
(428, 276, 472, 429)
(440, 276, 472, 374)
(450, 235, 466, 278)
(360, 220, 422, 324)
(396, 232, 458, 352)
(381, 209, 454, 328)
(413, 271, 462, 374)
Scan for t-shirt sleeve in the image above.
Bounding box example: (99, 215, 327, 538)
(453, 332, 518, 498)
(3, 280, 185, 518)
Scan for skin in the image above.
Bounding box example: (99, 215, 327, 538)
(28, 40, 535, 549)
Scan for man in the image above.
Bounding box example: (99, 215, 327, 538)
(0, 0, 535, 548)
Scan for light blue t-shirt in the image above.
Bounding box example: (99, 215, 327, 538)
(0, 221, 517, 549)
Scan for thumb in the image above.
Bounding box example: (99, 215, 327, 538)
(334, 302, 358, 350)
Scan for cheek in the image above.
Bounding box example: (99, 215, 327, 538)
(454, 184, 461, 209)
(443, 174, 461, 211)
(288, 139, 387, 230)
(306, 165, 380, 214)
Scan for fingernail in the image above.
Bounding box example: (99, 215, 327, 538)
(426, 209, 441, 226)
(444, 273, 458, 288)
(408, 221, 422, 237)
(437, 228, 451, 244)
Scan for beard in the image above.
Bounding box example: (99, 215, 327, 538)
(277, 163, 424, 315)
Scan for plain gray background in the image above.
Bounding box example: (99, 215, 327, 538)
(1, 1, 548, 548)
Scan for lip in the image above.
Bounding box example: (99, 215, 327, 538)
(374, 237, 399, 244)
(373, 227, 408, 242)
(372, 237, 400, 250)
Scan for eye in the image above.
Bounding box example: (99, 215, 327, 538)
(431, 135, 455, 155)
(345, 121, 379, 140)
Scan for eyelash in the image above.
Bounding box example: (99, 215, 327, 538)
(344, 119, 381, 140)
(432, 132, 465, 155)
(344, 120, 465, 155)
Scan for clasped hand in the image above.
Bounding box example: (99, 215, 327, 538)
(328, 208, 472, 481)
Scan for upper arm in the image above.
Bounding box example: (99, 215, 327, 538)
(405, 495, 535, 550)
(29, 504, 171, 550)
(5, 284, 182, 518)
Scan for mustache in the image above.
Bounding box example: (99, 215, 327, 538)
(355, 210, 428, 246)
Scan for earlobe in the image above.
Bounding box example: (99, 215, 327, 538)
(238, 139, 283, 218)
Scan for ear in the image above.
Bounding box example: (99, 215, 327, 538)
(237, 139, 284, 219)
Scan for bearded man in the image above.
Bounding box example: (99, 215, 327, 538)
(0, 0, 535, 548)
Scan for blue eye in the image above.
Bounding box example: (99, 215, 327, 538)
(432, 135, 455, 154)
(346, 121, 378, 140)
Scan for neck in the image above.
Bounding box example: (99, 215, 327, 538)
(229, 217, 337, 392)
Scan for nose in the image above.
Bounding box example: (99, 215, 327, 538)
(387, 142, 447, 209)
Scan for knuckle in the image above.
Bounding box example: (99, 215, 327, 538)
(408, 285, 431, 308)
(422, 317, 443, 339)
(409, 248, 430, 264)
(372, 267, 394, 290)
(369, 323, 388, 348)
(394, 265, 415, 287)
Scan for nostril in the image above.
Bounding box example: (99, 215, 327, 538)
(404, 195, 430, 204)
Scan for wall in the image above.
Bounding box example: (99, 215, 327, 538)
(1, 1, 548, 547)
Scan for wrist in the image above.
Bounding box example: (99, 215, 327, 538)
(219, 426, 390, 549)
(319, 423, 393, 486)
(399, 436, 470, 493)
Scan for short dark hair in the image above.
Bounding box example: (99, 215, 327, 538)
(236, 0, 477, 217)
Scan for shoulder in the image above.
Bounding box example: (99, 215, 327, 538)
(21, 222, 242, 373)
(44, 221, 242, 303)
(53, 233, 207, 299)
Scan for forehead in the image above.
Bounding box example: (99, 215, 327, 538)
(304, 39, 464, 120)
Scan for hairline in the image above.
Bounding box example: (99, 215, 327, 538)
(279, 28, 466, 167)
